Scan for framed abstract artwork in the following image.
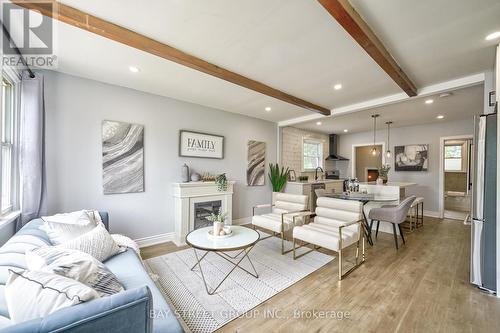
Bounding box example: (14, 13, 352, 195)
(247, 140, 266, 186)
(394, 144, 428, 171)
(102, 120, 144, 194)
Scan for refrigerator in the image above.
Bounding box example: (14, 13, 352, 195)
(471, 113, 497, 293)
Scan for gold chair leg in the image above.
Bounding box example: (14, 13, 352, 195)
(281, 232, 285, 254)
(339, 226, 366, 281)
(362, 233, 365, 262)
(281, 232, 294, 255)
(355, 236, 360, 265)
(338, 248, 343, 281)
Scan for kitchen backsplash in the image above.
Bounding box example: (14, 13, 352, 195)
(281, 126, 335, 179)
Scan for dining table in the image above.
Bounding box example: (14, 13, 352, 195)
(323, 192, 399, 246)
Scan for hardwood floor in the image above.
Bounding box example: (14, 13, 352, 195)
(141, 217, 500, 333)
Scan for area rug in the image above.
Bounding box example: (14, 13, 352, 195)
(145, 234, 334, 333)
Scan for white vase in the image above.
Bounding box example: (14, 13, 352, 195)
(213, 221, 223, 236)
(376, 178, 383, 185)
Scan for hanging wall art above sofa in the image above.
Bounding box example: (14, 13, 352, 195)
(102, 120, 145, 194)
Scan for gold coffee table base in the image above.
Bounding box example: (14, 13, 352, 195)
(190, 246, 258, 295)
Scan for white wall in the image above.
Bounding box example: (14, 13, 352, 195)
(334, 118, 474, 213)
(43, 71, 277, 240)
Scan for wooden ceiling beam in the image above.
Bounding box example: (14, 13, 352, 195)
(12, 0, 331, 116)
(318, 0, 417, 97)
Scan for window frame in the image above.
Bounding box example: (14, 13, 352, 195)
(444, 143, 466, 173)
(302, 138, 324, 172)
(0, 68, 21, 216)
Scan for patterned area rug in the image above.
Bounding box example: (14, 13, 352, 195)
(145, 234, 334, 333)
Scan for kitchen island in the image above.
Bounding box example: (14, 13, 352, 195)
(359, 181, 417, 236)
(284, 179, 344, 210)
(358, 181, 416, 200)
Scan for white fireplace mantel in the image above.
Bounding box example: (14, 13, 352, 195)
(172, 181, 235, 245)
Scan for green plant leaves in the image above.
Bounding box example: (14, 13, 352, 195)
(216, 173, 228, 191)
(268, 163, 289, 192)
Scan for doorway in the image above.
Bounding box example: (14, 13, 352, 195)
(439, 135, 473, 221)
(353, 144, 384, 181)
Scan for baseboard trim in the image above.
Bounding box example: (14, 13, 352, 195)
(423, 210, 441, 218)
(134, 232, 175, 248)
(233, 217, 252, 226)
(444, 211, 469, 221)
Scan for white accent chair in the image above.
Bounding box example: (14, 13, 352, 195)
(252, 193, 309, 254)
(292, 197, 365, 280)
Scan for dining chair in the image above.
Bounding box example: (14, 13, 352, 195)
(368, 196, 416, 249)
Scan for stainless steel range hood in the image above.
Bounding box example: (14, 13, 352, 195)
(326, 134, 349, 161)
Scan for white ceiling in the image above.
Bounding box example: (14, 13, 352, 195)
(9, 0, 500, 123)
(350, 0, 500, 87)
(295, 84, 484, 134)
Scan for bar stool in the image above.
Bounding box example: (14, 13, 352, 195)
(401, 196, 424, 232)
(412, 197, 424, 228)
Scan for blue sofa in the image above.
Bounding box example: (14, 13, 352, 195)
(0, 213, 183, 333)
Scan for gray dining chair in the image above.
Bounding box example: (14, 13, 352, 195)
(368, 196, 416, 249)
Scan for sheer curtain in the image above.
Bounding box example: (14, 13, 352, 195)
(18, 71, 46, 229)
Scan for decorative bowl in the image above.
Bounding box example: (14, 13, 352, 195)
(208, 229, 233, 239)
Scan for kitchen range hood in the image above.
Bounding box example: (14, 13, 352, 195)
(326, 134, 349, 161)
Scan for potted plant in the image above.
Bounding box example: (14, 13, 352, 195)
(378, 164, 391, 184)
(206, 212, 228, 236)
(215, 173, 228, 191)
(268, 163, 290, 193)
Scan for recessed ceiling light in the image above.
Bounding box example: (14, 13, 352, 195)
(439, 92, 452, 98)
(333, 83, 342, 90)
(129, 66, 140, 73)
(316, 121, 322, 126)
(265, 106, 272, 112)
(425, 99, 434, 104)
(343, 129, 349, 133)
(485, 31, 500, 41)
(437, 115, 444, 119)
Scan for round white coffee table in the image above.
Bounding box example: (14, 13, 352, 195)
(186, 226, 260, 295)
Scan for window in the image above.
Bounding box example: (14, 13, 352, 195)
(1, 78, 15, 214)
(444, 144, 464, 172)
(303, 139, 323, 171)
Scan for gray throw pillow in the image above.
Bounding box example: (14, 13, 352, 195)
(26, 247, 124, 297)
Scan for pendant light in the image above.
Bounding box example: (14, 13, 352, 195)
(370, 114, 380, 156)
(385, 121, 393, 158)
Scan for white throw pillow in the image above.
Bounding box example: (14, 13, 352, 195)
(58, 224, 124, 262)
(42, 210, 100, 226)
(5, 270, 99, 324)
(42, 210, 101, 245)
(26, 247, 124, 297)
(111, 234, 140, 255)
